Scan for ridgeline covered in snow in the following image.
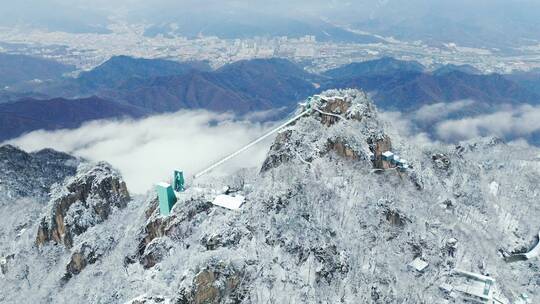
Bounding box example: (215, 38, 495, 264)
(0, 89, 539, 303)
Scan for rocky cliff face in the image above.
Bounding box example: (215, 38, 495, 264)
(1, 89, 539, 303)
(0, 153, 134, 300)
(36, 162, 130, 249)
(262, 89, 385, 172)
(31, 162, 130, 283)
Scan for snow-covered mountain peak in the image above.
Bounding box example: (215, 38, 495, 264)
(1, 90, 539, 303)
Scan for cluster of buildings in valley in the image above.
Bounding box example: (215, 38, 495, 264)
(0, 23, 540, 74)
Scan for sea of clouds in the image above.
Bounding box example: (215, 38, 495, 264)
(7, 110, 275, 194)
(382, 100, 540, 144)
(7, 100, 540, 193)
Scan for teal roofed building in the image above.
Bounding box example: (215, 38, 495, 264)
(173, 170, 185, 192)
(156, 182, 177, 216)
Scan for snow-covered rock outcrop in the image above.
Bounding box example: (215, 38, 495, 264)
(36, 162, 130, 249)
(262, 89, 384, 172)
(31, 162, 130, 282)
(0, 145, 79, 202)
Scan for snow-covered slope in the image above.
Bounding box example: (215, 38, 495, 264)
(0, 145, 79, 203)
(1, 89, 539, 303)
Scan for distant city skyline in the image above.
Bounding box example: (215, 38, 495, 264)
(1, 20, 539, 75)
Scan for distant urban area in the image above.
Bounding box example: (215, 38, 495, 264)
(1, 22, 540, 74)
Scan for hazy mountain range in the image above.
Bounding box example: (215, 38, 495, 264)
(0, 96, 145, 141)
(75, 55, 212, 92)
(2, 1, 539, 48)
(350, 0, 540, 49)
(324, 58, 540, 111)
(1, 54, 540, 142)
(0, 53, 75, 88)
(143, 14, 382, 44)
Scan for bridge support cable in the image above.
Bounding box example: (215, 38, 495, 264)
(194, 108, 312, 179)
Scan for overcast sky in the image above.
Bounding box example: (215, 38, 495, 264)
(1, 1, 539, 49)
(4, 0, 539, 22)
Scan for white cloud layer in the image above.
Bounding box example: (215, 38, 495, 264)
(436, 104, 540, 141)
(6, 110, 275, 194)
(413, 99, 476, 123)
(382, 100, 540, 145)
(7, 101, 540, 194)
(381, 100, 478, 137)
